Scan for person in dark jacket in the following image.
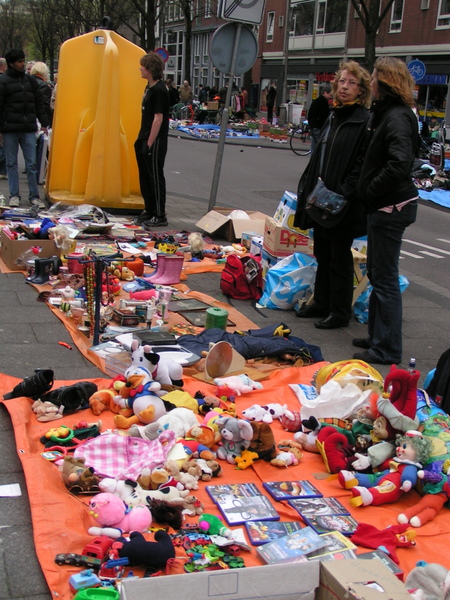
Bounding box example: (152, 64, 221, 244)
(265, 83, 277, 124)
(294, 60, 371, 329)
(307, 84, 332, 152)
(0, 49, 49, 208)
(353, 57, 419, 365)
(30, 62, 53, 127)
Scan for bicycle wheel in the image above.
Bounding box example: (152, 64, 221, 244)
(290, 128, 312, 156)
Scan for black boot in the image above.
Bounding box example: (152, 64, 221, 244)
(40, 381, 98, 413)
(3, 369, 54, 400)
(27, 258, 53, 284)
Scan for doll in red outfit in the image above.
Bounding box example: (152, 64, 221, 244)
(339, 431, 432, 507)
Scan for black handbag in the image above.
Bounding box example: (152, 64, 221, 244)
(305, 120, 349, 228)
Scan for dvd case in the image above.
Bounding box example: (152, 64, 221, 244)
(263, 480, 323, 501)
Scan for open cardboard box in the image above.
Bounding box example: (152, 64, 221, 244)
(196, 208, 268, 242)
(121, 561, 320, 600)
(316, 559, 411, 600)
(1, 229, 59, 271)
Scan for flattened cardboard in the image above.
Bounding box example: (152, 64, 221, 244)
(1, 229, 59, 271)
(196, 207, 267, 242)
(316, 558, 411, 600)
(121, 561, 320, 600)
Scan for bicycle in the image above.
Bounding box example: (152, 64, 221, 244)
(289, 122, 312, 156)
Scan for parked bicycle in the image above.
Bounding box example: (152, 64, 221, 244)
(289, 121, 312, 156)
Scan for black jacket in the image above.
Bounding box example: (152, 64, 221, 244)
(308, 94, 330, 130)
(32, 75, 53, 127)
(357, 97, 418, 212)
(0, 67, 49, 133)
(294, 103, 370, 238)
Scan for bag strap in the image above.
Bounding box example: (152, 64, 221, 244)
(318, 116, 332, 177)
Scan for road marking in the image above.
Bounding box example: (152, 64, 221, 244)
(420, 251, 445, 258)
(403, 238, 450, 256)
(400, 250, 423, 259)
(437, 238, 450, 244)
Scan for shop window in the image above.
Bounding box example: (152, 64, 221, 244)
(437, 0, 450, 27)
(389, 0, 404, 32)
(266, 11, 275, 41)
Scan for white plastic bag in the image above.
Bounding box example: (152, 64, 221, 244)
(258, 252, 317, 310)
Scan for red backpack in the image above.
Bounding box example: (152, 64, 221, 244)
(220, 254, 263, 300)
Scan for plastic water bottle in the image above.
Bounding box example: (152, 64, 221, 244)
(408, 357, 416, 372)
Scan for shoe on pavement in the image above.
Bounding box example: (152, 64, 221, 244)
(352, 350, 398, 365)
(352, 337, 371, 349)
(9, 196, 20, 207)
(133, 210, 152, 225)
(314, 315, 349, 329)
(143, 215, 168, 228)
(295, 303, 328, 318)
(30, 197, 45, 209)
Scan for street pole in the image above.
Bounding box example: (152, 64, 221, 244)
(208, 23, 243, 211)
(282, 0, 290, 105)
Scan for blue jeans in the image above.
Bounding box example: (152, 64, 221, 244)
(2, 131, 40, 201)
(366, 201, 418, 362)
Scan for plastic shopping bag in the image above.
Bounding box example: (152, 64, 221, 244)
(354, 275, 409, 324)
(258, 252, 317, 310)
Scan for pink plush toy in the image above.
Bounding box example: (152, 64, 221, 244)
(88, 492, 152, 539)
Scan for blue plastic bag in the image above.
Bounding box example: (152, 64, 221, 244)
(354, 275, 410, 323)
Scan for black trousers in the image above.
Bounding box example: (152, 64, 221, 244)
(134, 137, 167, 218)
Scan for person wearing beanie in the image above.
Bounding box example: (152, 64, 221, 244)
(0, 49, 49, 208)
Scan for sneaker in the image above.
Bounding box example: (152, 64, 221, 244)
(133, 210, 152, 225)
(143, 215, 168, 228)
(9, 196, 20, 207)
(30, 197, 45, 209)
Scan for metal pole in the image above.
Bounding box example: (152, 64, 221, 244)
(282, 0, 290, 105)
(208, 23, 243, 211)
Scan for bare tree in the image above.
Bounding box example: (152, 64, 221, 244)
(0, 0, 29, 56)
(350, 0, 396, 72)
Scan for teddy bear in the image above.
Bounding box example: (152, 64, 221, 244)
(163, 459, 198, 491)
(270, 440, 303, 467)
(215, 416, 254, 464)
(181, 424, 219, 460)
(61, 456, 100, 494)
(181, 458, 222, 481)
(213, 374, 263, 396)
(112, 530, 175, 570)
(88, 492, 152, 538)
(130, 340, 184, 389)
(248, 421, 277, 462)
(128, 407, 199, 441)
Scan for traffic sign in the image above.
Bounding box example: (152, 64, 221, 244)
(408, 60, 426, 82)
(155, 47, 169, 63)
(218, 0, 266, 25)
(210, 23, 258, 75)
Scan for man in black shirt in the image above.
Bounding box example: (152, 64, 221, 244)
(307, 84, 332, 152)
(134, 53, 170, 228)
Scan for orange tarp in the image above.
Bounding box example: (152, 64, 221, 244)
(2, 366, 450, 599)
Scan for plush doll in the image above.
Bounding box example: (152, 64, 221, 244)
(270, 440, 303, 467)
(88, 383, 132, 419)
(182, 424, 219, 460)
(213, 374, 263, 396)
(242, 403, 291, 424)
(198, 513, 232, 538)
(112, 530, 175, 570)
(181, 457, 222, 481)
(350, 522, 416, 565)
(339, 432, 432, 507)
(61, 456, 100, 494)
(248, 421, 277, 461)
(130, 340, 184, 389)
(128, 407, 199, 441)
(112, 366, 170, 429)
(88, 492, 152, 538)
(215, 416, 254, 464)
(146, 499, 184, 530)
(404, 562, 450, 600)
(235, 449, 259, 469)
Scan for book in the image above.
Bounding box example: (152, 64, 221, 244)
(206, 483, 279, 526)
(307, 531, 357, 562)
(356, 549, 404, 580)
(302, 514, 359, 536)
(245, 521, 303, 546)
(256, 526, 327, 564)
(289, 496, 350, 518)
(263, 480, 323, 501)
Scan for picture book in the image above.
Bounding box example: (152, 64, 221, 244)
(356, 549, 404, 580)
(306, 531, 357, 562)
(206, 483, 279, 526)
(302, 513, 359, 536)
(256, 526, 327, 564)
(263, 480, 323, 501)
(245, 520, 303, 546)
(289, 496, 350, 518)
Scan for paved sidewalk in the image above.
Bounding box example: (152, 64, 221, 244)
(0, 166, 449, 600)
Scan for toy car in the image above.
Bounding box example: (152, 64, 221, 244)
(82, 537, 114, 559)
(55, 553, 102, 569)
(69, 569, 101, 592)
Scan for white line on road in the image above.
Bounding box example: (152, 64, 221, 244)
(419, 251, 445, 258)
(400, 250, 424, 259)
(437, 239, 450, 244)
(403, 238, 450, 256)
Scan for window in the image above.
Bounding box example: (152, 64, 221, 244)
(421, 0, 430, 8)
(291, 0, 315, 36)
(205, 0, 211, 18)
(266, 11, 275, 41)
(278, 15, 284, 27)
(291, 0, 347, 36)
(323, 0, 347, 33)
(389, 0, 404, 32)
(437, 0, 450, 26)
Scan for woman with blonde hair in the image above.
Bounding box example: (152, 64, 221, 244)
(31, 61, 53, 126)
(294, 60, 371, 329)
(353, 57, 419, 365)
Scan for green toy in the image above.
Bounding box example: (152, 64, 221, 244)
(198, 513, 232, 538)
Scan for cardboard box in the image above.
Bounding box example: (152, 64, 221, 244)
(250, 235, 263, 257)
(273, 190, 306, 234)
(316, 559, 411, 600)
(0, 229, 59, 271)
(207, 101, 219, 110)
(121, 561, 320, 600)
(260, 247, 282, 280)
(196, 208, 267, 242)
(352, 235, 368, 255)
(264, 216, 314, 257)
(241, 231, 261, 250)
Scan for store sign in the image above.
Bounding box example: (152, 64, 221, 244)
(417, 74, 447, 85)
(316, 72, 334, 82)
(408, 60, 426, 82)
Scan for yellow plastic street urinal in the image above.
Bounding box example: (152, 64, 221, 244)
(46, 30, 146, 209)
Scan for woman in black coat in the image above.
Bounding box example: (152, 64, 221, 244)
(294, 60, 371, 329)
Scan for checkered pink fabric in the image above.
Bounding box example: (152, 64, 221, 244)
(74, 430, 176, 480)
(280, 411, 302, 432)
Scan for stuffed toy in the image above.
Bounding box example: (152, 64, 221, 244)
(88, 492, 152, 538)
(179, 495, 205, 516)
(235, 449, 259, 469)
(280, 410, 302, 433)
(107, 262, 135, 281)
(213, 374, 263, 396)
(314, 359, 384, 394)
(248, 421, 277, 461)
(202, 407, 236, 432)
(112, 530, 175, 570)
(242, 403, 290, 424)
(130, 340, 184, 388)
(270, 440, 303, 467)
(112, 366, 170, 429)
(215, 416, 254, 464)
(146, 499, 184, 530)
(128, 407, 199, 442)
(88, 382, 132, 418)
(182, 424, 219, 460)
(181, 457, 222, 481)
(198, 513, 232, 537)
(163, 459, 198, 491)
(350, 522, 416, 565)
(339, 432, 432, 507)
(61, 456, 100, 494)
(398, 492, 449, 528)
(404, 562, 450, 600)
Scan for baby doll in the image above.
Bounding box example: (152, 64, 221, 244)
(339, 431, 432, 507)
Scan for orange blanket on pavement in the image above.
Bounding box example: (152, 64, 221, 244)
(2, 366, 450, 599)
